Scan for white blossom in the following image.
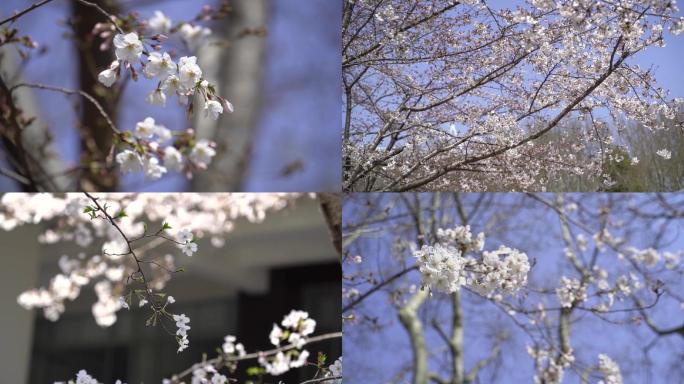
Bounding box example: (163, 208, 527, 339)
(163, 146, 184, 172)
(113, 32, 143, 62)
(116, 150, 143, 174)
(656, 149, 672, 160)
(148, 10, 172, 35)
(189, 140, 216, 168)
(179, 24, 211, 50)
(556, 276, 586, 308)
(597, 354, 623, 384)
(203, 100, 224, 120)
(178, 56, 203, 90)
(135, 117, 157, 139)
(146, 88, 167, 106)
(144, 156, 167, 180)
(145, 51, 176, 80)
(97, 60, 119, 87)
(222, 335, 246, 356)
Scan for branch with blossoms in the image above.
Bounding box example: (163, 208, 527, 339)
(4, 193, 301, 325)
(56, 325, 342, 384)
(343, 193, 684, 383)
(81, 192, 198, 352)
(343, 0, 684, 192)
(162, 311, 342, 384)
(0, 0, 254, 190)
(2, 193, 342, 382)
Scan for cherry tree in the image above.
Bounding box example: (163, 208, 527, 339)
(0, 192, 342, 383)
(0, 0, 245, 191)
(343, 193, 684, 383)
(342, 0, 684, 191)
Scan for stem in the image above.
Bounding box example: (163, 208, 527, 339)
(169, 332, 342, 383)
(10, 83, 121, 135)
(0, 0, 56, 27)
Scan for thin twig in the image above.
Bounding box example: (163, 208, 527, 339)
(170, 332, 343, 383)
(0, 0, 56, 27)
(10, 83, 121, 135)
(73, 0, 124, 34)
(299, 376, 342, 384)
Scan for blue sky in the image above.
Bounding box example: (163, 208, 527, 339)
(0, 0, 340, 191)
(343, 193, 684, 383)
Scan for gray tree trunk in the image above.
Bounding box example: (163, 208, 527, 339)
(192, 0, 268, 191)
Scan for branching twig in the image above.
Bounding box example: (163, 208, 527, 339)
(169, 332, 343, 383)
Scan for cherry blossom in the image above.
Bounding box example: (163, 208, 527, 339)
(343, 0, 684, 191)
(148, 11, 172, 35)
(413, 225, 530, 296)
(116, 150, 144, 174)
(113, 32, 143, 62)
(259, 309, 317, 375)
(656, 148, 672, 159)
(97, 60, 120, 88)
(3, 193, 301, 327)
(597, 354, 623, 384)
(203, 100, 224, 120)
(179, 24, 212, 51)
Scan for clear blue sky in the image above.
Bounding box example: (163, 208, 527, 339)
(0, 0, 341, 191)
(343, 193, 684, 383)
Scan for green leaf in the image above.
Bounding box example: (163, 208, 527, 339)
(246, 366, 266, 376)
(317, 352, 327, 366)
(114, 209, 127, 220)
(162, 222, 172, 230)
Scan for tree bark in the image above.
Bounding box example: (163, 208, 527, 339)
(71, 0, 120, 191)
(192, 0, 268, 191)
(399, 289, 429, 384)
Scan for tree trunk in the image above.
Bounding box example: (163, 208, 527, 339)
(72, 0, 119, 191)
(192, 0, 268, 191)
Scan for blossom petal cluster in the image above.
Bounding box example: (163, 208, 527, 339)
(556, 276, 587, 308)
(528, 346, 575, 384)
(3, 193, 299, 326)
(186, 363, 229, 384)
(344, 0, 684, 191)
(413, 226, 530, 296)
(53, 369, 125, 384)
(222, 335, 246, 357)
(115, 116, 218, 180)
(174, 313, 191, 353)
(597, 354, 623, 384)
(325, 356, 342, 384)
(260, 309, 316, 375)
(94, 13, 234, 180)
(177, 228, 198, 256)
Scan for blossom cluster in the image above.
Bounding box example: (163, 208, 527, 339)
(173, 313, 191, 353)
(53, 369, 124, 384)
(95, 8, 234, 181)
(413, 226, 530, 296)
(597, 354, 623, 384)
(222, 335, 246, 357)
(115, 117, 217, 180)
(344, 0, 684, 191)
(260, 310, 316, 375)
(98, 18, 232, 118)
(622, 246, 681, 269)
(528, 345, 575, 384)
(325, 356, 342, 384)
(556, 276, 587, 308)
(3, 193, 299, 326)
(184, 363, 229, 384)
